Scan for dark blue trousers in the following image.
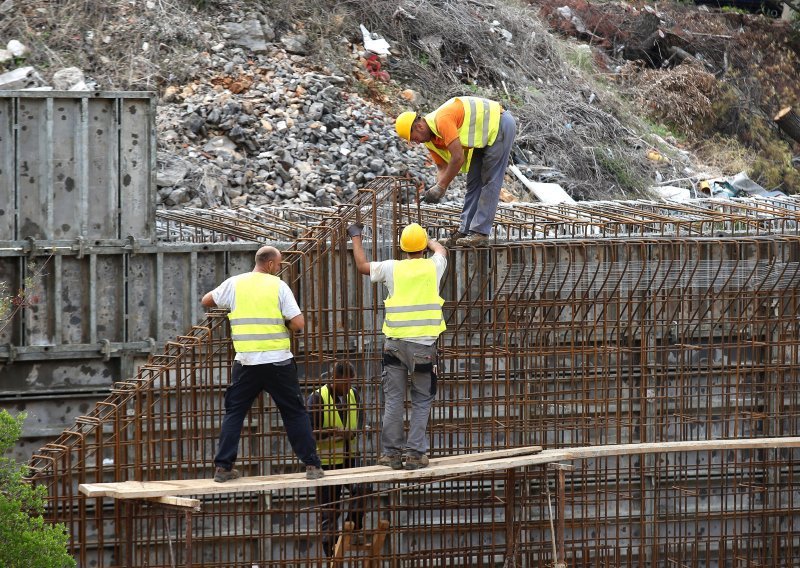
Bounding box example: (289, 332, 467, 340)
(214, 360, 321, 470)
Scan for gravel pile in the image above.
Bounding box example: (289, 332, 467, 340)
(154, 16, 462, 210)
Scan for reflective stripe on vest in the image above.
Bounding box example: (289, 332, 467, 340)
(317, 385, 358, 466)
(423, 96, 502, 173)
(227, 272, 291, 352)
(382, 258, 446, 339)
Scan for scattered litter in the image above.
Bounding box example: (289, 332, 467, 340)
(359, 24, 391, 56)
(653, 185, 693, 202)
(698, 171, 786, 199)
(509, 164, 575, 204)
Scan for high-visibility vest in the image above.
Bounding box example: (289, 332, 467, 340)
(227, 272, 290, 353)
(317, 385, 359, 466)
(423, 96, 503, 173)
(382, 258, 446, 339)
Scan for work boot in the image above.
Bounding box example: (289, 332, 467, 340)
(455, 232, 489, 247)
(213, 467, 241, 483)
(403, 453, 429, 470)
(440, 230, 466, 247)
(306, 465, 325, 480)
(377, 454, 403, 470)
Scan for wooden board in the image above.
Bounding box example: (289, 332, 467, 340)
(78, 446, 543, 499)
(79, 437, 800, 500)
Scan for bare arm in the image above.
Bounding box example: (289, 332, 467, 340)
(435, 138, 465, 189)
(428, 238, 448, 258)
(351, 235, 372, 275)
(286, 313, 305, 332)
(201, 292, 217, 308)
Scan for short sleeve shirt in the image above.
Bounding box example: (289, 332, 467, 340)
(369, 253, 447, 345)
(428, 99, 465, 167)
(210, 273, 301, 365)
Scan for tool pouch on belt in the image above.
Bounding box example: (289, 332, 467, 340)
(382, 338, 438, 392)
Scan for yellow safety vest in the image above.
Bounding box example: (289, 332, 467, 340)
(227, 272, 290, 353)
(317, 385, 359, 466)
(382, 258, 446, 339)
(423, 96, 503, 173)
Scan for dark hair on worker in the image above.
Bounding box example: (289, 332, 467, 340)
(333, 361, 355, 378)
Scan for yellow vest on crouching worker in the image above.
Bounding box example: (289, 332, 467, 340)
(317, 385, 359, 466)
(423, 96, 503, 173)
(228, 272, 290, 352)
(382, 258, 446, 339)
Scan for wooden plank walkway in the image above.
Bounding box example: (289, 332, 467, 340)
(79, 437, 800, 500)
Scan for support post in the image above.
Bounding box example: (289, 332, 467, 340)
(548, 463, 573, 568)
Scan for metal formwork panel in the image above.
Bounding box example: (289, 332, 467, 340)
(0, 91, 155, 241)
(86, 97, 118, 239)
(0, 97, 14, 238)
(119, 96, 155, 239)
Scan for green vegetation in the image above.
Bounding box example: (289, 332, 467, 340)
(595, 146, 649, 196)
(0, 411, 75, 568)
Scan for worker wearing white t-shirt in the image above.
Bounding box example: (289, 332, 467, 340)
(347, 223, 447, 470)
(202, 245, 324, 482)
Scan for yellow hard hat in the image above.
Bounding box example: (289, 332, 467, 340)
(400, 223, 428, 252)
(395, 111, 417, 141)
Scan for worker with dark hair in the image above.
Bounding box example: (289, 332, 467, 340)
(395, 96, 516, 246)
(307, 361, 371, 556)
(347, 222, 447, 470)
(202, 245, 324, 482)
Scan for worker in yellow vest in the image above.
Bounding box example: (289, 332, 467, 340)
(307, 361, 371, 556)
(347, 222, 447, 470)
(201, 245, 324, 482)
(395, 96, 517, 247)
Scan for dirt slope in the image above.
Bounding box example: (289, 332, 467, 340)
(1, 0, 798, 198)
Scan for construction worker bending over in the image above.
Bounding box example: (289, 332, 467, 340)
(307, 361, 372, 556)
(347, 223, 447, 470)
(202, 245, 324, 482)
(395, 96, 516, 247)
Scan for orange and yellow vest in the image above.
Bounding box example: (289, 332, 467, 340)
(382, 258, 446, 339)
(228, 272, 290, 353)
(423, 96, 503, 173)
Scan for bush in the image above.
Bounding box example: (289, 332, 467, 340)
(0, 410, 75, 568)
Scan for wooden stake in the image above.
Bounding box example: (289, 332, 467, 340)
(774, 106, 800, 144)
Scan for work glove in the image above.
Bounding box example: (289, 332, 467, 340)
(421, 184, 445, 204)
(347, 223, 364, 238)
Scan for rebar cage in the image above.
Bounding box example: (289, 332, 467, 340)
(28, 179, 800, 567)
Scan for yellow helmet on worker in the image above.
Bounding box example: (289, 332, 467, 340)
(395, 111, 417, 141)
(400, 223, 428, 252)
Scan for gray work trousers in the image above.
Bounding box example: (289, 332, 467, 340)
(381, 338, 437, 457)
(460, 111, 517, 236)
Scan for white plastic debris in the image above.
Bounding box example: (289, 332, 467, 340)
(359, 24, 391, 56)
(7, 39, 28, 58)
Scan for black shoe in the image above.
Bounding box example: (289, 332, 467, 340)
(213, 467, 241, 483)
